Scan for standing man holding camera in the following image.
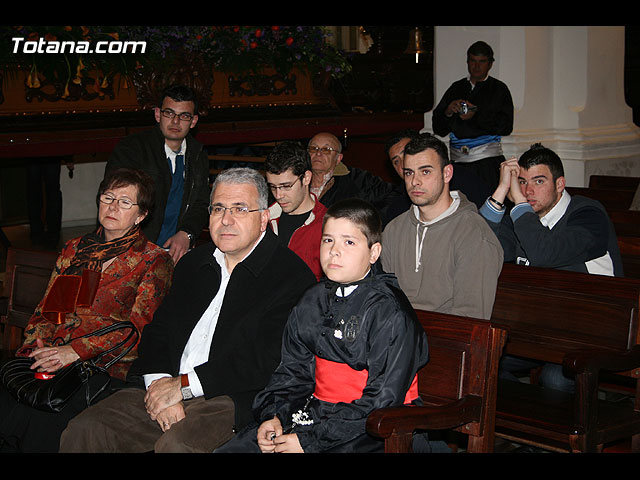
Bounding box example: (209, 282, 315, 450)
(432, 40, 514, 193)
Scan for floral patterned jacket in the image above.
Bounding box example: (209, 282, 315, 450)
(17, 232, 173, 381)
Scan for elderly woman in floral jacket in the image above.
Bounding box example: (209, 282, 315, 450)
(0, 168, 174, 453)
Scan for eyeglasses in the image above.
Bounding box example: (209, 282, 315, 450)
(99, 194, 138, 209)
(267, 177, 302, 193)
(159, 108, 195, 122)
(208, 205, 264, 216)
(308, 146, 338, 156)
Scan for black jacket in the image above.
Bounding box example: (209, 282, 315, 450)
(128, 229, 317, 429)
(106, 127, 210, 245)
(432, 76, 514, 140)
(319, 166, 403, 223)
(251, 272, 429, 452)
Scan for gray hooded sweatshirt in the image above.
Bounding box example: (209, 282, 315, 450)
(381, 191, 504, 320)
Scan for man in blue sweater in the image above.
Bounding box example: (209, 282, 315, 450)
(479, 143, 624, 392)
(479, 143, 622, 276)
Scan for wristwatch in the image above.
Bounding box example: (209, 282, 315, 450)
(181, 373, 194, 400)
(185, 231, 194, 245)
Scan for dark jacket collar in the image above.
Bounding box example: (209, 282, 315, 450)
(206, 228, 280, 279)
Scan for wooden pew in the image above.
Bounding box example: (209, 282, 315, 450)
(610, 209, 640, 238)
(555, 188, 640, 278)
(366, 310, 507, 453)
(491, 263, 640, 452)
(565, 186, 635, 211)
(1, 247, 57, 358)
(588, 175, 639, 192)
(208, 154, 266, 176)
(619, 235, 640, 279)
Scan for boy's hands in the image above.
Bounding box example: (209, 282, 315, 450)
(257, 416, 304, 453)
(271, 433, 304, 453)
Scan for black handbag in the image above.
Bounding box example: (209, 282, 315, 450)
(0, 321, 139, 413)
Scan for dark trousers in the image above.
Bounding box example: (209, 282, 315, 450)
(499, 355, 575, 393)
(453, 154, 504, 199)
(60, 387, 236, 453)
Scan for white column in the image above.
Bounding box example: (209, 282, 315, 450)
(426, 26, 640, 187)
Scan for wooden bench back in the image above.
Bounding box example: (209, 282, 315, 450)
(413, 311, 507, 449)
(415, 310, 505, 407)
(609, 209, 640, 238)
(366, 310, 507, 452)
(493, 264, 640, 364)
(588, 175, 640, 191)
(492, 263, 640, 452)
(565, 186, 635, 211)
(1, 247, 57, 355)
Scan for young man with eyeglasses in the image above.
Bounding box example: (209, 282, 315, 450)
(60, 168, 316, 453)
(104, 84, 210, 263)
(306, 132, 402, 224)
(265, 141, 327, 280)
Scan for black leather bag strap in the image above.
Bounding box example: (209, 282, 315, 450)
(52, 321, 139, 369)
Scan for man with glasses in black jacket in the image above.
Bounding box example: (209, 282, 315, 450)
(105, 84, 210, 263)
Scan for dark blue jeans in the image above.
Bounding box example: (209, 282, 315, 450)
(499, 355, 575, 393)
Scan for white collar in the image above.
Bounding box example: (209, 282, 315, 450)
(164, 138, 187, 158)
(540, 189, 571, 229)
(335, 269, 372, 297)
(213, 231, 266, 272)
(467, 74, 489, 89)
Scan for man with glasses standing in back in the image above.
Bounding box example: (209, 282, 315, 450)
(307, 132, 402, 224)
(265, 141, 326, 280)
(60, 168, 316, 453)
(105, 84, 210, 263)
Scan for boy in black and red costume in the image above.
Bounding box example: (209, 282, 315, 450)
(216, 198, 428, 453)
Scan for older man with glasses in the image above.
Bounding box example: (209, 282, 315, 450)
(264, 141, 327, 280)
(60, 168, 317, 453)
(307, 132, 402, 225)
(104, 84, 210, 263)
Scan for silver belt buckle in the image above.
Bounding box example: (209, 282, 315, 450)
(461, 146, 469, 155)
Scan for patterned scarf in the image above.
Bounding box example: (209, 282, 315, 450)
(63, 224, 141, 276)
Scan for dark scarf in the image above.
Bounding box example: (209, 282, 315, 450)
(42, 224, 141, 324)
(63, 224, 141, 275)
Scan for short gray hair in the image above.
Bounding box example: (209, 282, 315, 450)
(211, 168, 269, 210)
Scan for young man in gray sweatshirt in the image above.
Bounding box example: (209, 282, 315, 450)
(381, 133, 503, 320)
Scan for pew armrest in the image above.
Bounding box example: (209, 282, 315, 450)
(563, 345, 640, 376)
(366, 395, 483, 442)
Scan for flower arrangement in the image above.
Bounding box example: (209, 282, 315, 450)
(122, 26, 351, 77)
(1, 25, 352, 98)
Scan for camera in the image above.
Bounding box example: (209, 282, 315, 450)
(460, 102, 469, 115)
